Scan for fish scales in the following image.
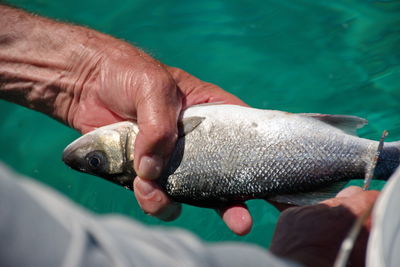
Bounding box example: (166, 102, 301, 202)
(62, 105, 400, 208)
(159, 108, 371, 206)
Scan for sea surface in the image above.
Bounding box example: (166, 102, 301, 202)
(1, 0, 399, 247)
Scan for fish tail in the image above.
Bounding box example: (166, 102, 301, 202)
(375, 141, 400, 180)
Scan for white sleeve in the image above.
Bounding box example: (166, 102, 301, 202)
(0, 163, 300, 267)
(367, 167, 400, 267)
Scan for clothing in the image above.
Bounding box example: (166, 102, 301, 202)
(367, 166, 400, 267)
(0, 163, 298, 267)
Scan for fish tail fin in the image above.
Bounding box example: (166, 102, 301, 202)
(375, 140, 400, 181)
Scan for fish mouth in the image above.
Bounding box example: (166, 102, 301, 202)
(62, 142, 97, 174)
(62, 135, 99, 173)
(62, 144, 86, 172)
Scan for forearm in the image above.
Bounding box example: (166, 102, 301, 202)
(0, 5, 107, 124)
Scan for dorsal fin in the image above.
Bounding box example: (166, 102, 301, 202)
(299, 113, 368, 135)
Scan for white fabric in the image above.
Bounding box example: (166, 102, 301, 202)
(0, 163, 298, 267)
(367, 167, 400, 267)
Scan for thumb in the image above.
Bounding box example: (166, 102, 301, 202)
(133, 81, 182, 180)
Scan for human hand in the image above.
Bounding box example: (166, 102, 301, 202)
(63, 35, 252, 235)
(269, 186, 379, 267)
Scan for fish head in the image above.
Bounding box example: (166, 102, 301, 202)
(62, 122, 137, 189)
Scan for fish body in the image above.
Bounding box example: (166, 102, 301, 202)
(62, 105, 400, 208)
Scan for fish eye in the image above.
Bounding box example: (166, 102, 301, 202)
(89, 156, 101, 169)
(85, 151, 107, 172)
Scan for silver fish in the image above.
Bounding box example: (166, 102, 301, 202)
(62, 105, 400, 208)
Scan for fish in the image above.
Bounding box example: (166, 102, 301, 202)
(62, 104, 400, 208)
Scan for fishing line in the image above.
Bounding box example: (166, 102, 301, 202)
(363, 130, 388, 190)
(334, 130, 388, 267)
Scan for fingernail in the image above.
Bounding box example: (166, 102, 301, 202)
(136, 179, 156, 197)
(138, 155, 163, 180)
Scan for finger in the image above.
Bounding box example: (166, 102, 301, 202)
(320, 186, 363, 207)
(133, 70, 182, 180)
(321, 187, 379, 216)
(203, 86, 248, 107)
(342, 190, 380, 216)
(219, 204, 253, 236)
(166, 67, 248, 108)
(335, 186, 363, 198)
(134, 177, 182, 221)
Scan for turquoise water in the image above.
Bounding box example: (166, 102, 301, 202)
(1, 0, 399, 248)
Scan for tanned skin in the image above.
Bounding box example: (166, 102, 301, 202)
(0, 4, 251, 234)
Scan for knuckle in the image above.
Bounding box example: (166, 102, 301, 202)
(134, 189, 170, 215)
(167, 67, 185, 78)
(136, 67, 180, 106)
(145, 66, 175, 89)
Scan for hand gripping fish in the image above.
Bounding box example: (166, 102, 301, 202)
(62, 105, 400, 208)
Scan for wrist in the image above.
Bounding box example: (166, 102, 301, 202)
(0, 5, 105, 125)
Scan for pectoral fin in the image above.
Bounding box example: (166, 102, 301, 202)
(178, 116, 205, 137)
